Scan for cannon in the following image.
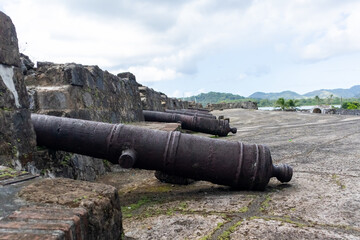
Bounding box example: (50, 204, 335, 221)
(187, 107, 210, 113)
(31, 114, 293, 190)
(164, 109, 217, 119)
(182, 108, 213, 116)
(143, 110, 237, 136)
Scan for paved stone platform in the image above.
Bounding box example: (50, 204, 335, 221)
(96, 109, 360, 239)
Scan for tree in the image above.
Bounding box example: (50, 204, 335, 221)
(275, 98, 287, 110)
(286, 99, 299, 109)
(314, 96, 321, 106)
(327, 94, 333, 105)
(342, 101, 360, 109)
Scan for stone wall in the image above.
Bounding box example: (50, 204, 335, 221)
(137, 84, 202, 111)
(206, 101, 258, 111)
(26, 63, 143, 123)
(323, 108, 360, 115)
(24, 62, 144, 181)
(0, 11, 36, 169)
(138, 85, 164, 111)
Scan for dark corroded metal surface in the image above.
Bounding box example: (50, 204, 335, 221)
(31, 114, 293, 190)
(187, 107, 210, 113)
(165, 109, 217, 119)
(143, 110, 237, 136)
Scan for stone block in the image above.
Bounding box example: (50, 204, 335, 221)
(0, 12, 20, 67)
(0, 11, 36, 169)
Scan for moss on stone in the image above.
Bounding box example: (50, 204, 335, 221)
(331, 174, 346, 189)
(239, 206, 249, 213)
(259, 194, 272, 212)
(146, 185, 173, 193)
(218, 220, 243, 240)
(121, 196, 154, 218)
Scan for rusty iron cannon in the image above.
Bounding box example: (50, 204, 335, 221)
(31, 114, 293, 190)
(164, 109, 217, 119)
(143, 110, 236, 136)
(187, 107, 210, 113)
(181, 108, 213, 116)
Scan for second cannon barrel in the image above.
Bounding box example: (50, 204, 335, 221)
(143, 110, 237, 136)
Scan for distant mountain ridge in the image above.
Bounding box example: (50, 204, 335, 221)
(184, 85, 360, 105)
(249, 90, 303, 100)
(303, 85, 360, 99)
(248, 85, 360, 100)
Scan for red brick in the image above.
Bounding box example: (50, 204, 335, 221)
(0, 221, 73, 239)
(0, 232, 60, 240)
(8, 207, 88, 240)
(8, 211, 81, 223)
(18, 206, 87, 219)
(18, 206, 88, 238)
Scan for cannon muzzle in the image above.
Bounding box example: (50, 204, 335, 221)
(31, 114, 292, 190)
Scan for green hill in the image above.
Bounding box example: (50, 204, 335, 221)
(183, 92, 246, 106)
(304, 85, 360, 98)
(249, 90, 302, 100)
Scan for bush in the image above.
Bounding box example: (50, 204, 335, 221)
(341, 101, 360, 109)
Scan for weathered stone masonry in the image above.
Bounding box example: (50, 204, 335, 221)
(25, 62, 144, 123)
(23, 62, 144, 180)
(138, 84, 202, 111)
(207, 101, 258, 111)
(0, 11, 37, 169)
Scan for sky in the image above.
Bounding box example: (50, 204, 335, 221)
(1, 0, 360, 98)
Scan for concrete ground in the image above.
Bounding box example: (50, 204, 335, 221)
(97, 108, 360, 239)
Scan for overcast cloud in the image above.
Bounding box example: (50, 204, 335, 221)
(1, 0, 360, 97)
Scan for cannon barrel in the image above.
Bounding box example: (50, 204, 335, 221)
(164, 109, 217, 119)
(187, 107, 210, 113)
(31, 114, 293, 190)
(143, 110, 237, 136)
(182, 108, 213, 116)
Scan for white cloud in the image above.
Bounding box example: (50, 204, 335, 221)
(118, 66, 179, 83)
(237, 73, 247, 80)
(2, 0, 360, 90)
(299, 11, 360, 61)
(2, 0, 173, 66)
(170, 88, 206, 98)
